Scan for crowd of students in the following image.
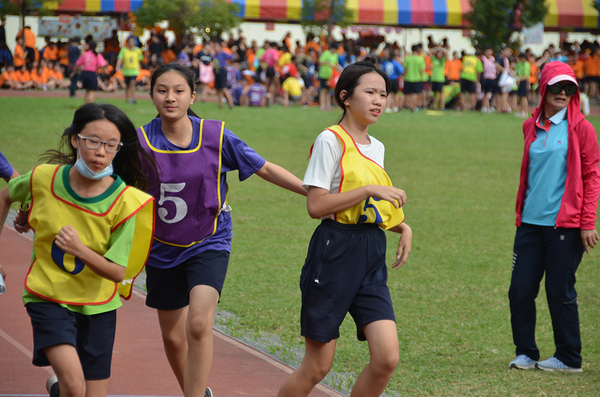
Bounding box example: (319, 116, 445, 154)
(1, 21, 600, 117)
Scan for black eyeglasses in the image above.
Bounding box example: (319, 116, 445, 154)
(77, 134, 123, 153)
(547, 83, 578, 96)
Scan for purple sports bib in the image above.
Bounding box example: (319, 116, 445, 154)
(137, 118, 224, 247)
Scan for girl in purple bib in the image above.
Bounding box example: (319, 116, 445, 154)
(140, 63, 306, 397)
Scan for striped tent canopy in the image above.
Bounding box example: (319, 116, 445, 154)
(544, 0, 600, 30)
(233, 0, 473, 27)
(46, 0, 143, 12)
(43, 0, 600, 30)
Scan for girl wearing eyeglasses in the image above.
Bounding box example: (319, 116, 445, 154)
(0, 103, 157, 397)
(508, 61, 600, 372)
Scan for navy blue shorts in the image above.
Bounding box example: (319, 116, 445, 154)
(318, 77, 330, 89)
(390, 79, 399, 94)
(80, 71, 98, 91)
(431, 81, 444, 93)
(145, 250, 230, 311)
(460, 78, 476, 94)
(124, 75, 137, 86)
(214, 70, 228, 89)
(518, 80, 529, 97)
(482, 78, 497, 94)
(300, 220, 395, 343)
(403, 81, 422, 95)
(26, 302, 116, 380)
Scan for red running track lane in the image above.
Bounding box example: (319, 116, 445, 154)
(0, 224, 344, 397)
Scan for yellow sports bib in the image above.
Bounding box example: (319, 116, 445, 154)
(328, 125, 405, 229)
(462, 55, 478, 76)
(121, 47, 142, 71)
(25, 165, 155, 305)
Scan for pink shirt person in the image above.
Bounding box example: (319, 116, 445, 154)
(76, 50, 106, 72)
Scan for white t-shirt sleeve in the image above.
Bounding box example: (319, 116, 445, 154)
(302, 129, 386, 193)
(302, 130, 341, 192)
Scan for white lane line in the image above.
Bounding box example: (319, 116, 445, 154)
(0, 329, 53, 376)
(5, 213, 343, 397)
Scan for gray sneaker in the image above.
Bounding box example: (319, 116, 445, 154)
(205, 387, 213, 397)
(536, 357, 582, 372)
(509, 354, 537, 369)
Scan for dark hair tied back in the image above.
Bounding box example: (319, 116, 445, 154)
(150, 63, 200, 118)
(333, 60, 391, 124)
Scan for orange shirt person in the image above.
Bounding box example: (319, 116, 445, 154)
(583, 52, 597, 79)
(0, 66, 22, 89)
(445, 53, 462, 82)
(17, 26, 36, 49)
(58, 42, 69, 67)
(15, 65, 33, 89)
(305, 39, 320, 57)
(14, 36, 26, 67)
(530, 59, 540, 86)
(43, 43, 58, 63)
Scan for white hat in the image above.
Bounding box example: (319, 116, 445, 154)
(548, 74, 578, 86)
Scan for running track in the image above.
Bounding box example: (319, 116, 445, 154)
(0, 218, 344, 397)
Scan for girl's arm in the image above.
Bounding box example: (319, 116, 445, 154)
(255, 161, 307, 196)
(0, 187, 15, 240)
(54, 225, 126, 283)
(306, 185, 406, 220)
(387, 222, 412, 269)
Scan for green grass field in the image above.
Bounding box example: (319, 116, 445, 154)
(1, 96, 599, 396)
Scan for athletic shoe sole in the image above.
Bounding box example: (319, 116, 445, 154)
(509, 362, 536, 370)
(536, 363, 583, 372)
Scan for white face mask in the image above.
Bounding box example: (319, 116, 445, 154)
(73, 147, 114, 180)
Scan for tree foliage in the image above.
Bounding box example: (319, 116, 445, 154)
(0, 0, 55, 19)
(134, 0, 241, 38)
(300, 0, 352, 40)
(467, 0, 547, 51)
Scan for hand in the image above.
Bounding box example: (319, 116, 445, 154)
(581, 229, 599, 254)
(391, 223, 412, 269)
(13, 208, 31, 234)
(55, 226, 84, 257)
(368, 185, 407, 208)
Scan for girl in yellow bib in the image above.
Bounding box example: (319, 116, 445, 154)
(278, 61, 412, 397)
(0, 103, 156, 397)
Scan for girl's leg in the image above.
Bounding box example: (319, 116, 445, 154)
(85, 380, 109, 397)
(157, 307, 189, 391)
(350, 320, 399, 397)
(44, 344, 86, 397)
(84, 90, 94, 103)
(184, 285, 219, 397)
(217, 90, 224, 108)
(277, 338, 336, 397)
(319, 87, 326, 111)
(129, 80, 136, 102)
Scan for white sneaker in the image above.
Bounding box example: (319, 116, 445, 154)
(536, 357, 582, 372)
(46, 375, 59, 397)
(509, 354, 537, 369)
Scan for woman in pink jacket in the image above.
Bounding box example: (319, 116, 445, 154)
(508, 61, 599, 372)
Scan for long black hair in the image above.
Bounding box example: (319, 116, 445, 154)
(88, 40, 98, 55)
(333, 60, 391, 124)
(150, 62, 200, 118)
(40, 103, 157, 191)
